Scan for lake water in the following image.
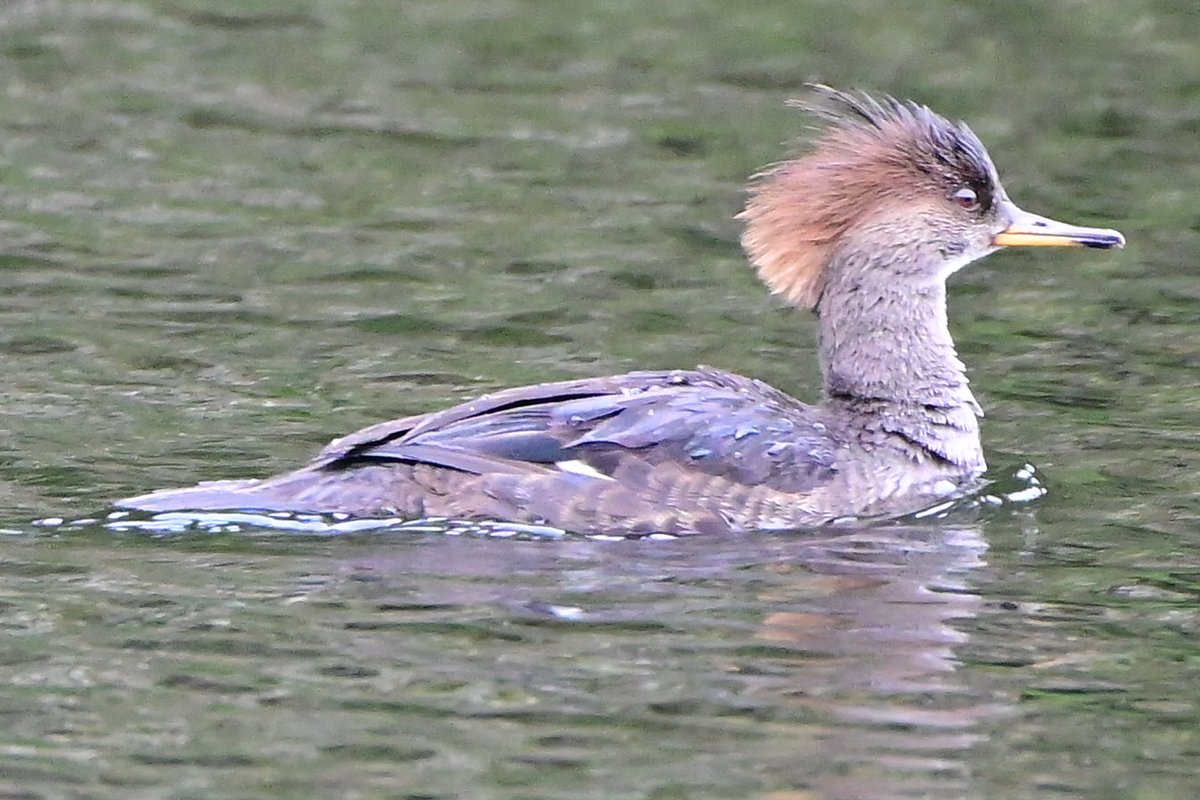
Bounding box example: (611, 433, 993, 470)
(2, 1, 1199, 798)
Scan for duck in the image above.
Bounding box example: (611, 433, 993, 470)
(118, 87, 1124, 535)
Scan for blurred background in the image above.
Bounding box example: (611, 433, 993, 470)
(0, 1, 1198, 798)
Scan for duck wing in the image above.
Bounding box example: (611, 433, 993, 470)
(311, 367, 839, 494)
(120, 367, 844, 533)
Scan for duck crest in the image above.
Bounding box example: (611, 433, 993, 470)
(738, 85, 999, 310)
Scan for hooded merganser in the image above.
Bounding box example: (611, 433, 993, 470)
(119, 87, 1124, 534)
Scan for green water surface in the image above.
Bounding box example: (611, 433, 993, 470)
(1, 1, 1199, 798)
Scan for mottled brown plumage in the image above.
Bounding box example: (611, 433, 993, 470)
(119, 87, 1124, 534)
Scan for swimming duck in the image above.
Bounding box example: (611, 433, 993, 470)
(119, 87, 1124, 534)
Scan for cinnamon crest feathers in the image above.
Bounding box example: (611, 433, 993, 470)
(740, 85, 999, 309)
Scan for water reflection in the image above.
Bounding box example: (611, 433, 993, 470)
(325, 521, 997, 798)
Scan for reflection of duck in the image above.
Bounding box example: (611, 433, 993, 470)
(320, 520, 996, 798)
(119, 87, 1123, 534)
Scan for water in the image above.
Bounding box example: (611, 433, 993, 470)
(2, 0, 1200, 797)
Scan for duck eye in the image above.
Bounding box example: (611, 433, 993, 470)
(952, 187, 980, 211)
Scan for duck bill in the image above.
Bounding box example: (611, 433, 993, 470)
(992, 201, 1125, 250)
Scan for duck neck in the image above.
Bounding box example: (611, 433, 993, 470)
(815, 248, 984, 471)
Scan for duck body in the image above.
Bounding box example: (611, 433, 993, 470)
(118, 87, 1123, 534)
(122, 367, 979, 534)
